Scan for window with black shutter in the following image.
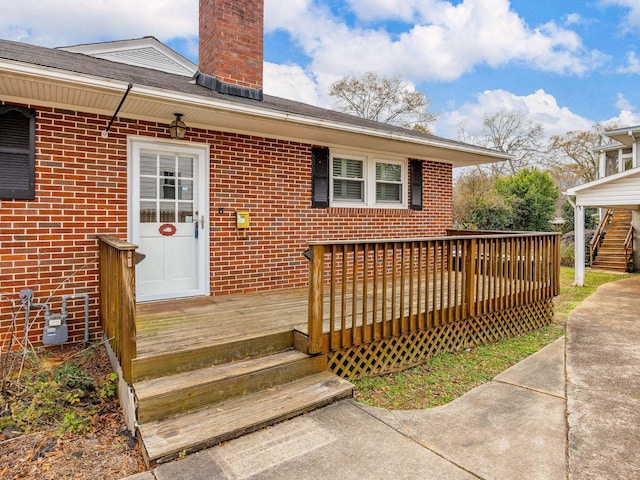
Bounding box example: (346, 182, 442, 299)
(0, 106, 36, 200)
(409, 159, 423, 210)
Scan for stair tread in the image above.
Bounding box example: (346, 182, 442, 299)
(134, 350, 309, 400)
(138, 371, 353, 463)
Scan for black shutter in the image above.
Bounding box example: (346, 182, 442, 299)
(311, 147, 330, 208)
(0, 106, 36, 200)
(410, 159, 423, 210)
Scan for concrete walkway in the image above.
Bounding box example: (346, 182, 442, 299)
(125, 276, 640, 480)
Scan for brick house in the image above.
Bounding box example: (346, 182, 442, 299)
(0, 0, 506, 348)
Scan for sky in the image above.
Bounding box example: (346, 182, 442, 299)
(2, 0, 640, 140)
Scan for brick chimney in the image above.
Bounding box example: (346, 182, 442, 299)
(197, 0, 264, 100)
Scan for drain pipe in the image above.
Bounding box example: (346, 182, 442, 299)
(62, 294, 90, 342)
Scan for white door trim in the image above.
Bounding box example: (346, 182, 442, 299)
(127, 136, 210, 301)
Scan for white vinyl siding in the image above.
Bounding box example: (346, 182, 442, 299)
(330, 153, 406, 208)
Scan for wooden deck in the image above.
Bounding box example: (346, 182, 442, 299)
(98, 232, 560, 465)
(135, 288, 310, 359)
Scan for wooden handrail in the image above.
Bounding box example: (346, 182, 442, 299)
(590, 209, 613, 266)
(306, 232, 560, 354)
(97, 235, 137, 383)
(624, 224, 634, 270)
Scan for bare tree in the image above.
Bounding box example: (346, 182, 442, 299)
(459, 110, 544, 175)
(546, 123, 617, 186)
(329, 72, 437, 132)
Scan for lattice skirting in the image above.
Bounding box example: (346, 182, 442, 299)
(327, 299, 553, 380)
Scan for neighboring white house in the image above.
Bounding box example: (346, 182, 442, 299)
(567, 125, 640, 285)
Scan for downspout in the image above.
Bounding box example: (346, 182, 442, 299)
(102, 82, 133, 138)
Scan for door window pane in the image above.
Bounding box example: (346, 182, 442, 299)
(159, 201, 175, 222)
(178, 202, 193, 223)
(140, 154, 157, 175)
(140, 201, 157, 223)
(140, 177, 157, 199)
(178, 157, 193, 178)
(178, 179, 193, 200)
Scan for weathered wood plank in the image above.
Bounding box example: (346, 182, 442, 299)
(135, 350, 326, 423)
(138, 372, 353, 464)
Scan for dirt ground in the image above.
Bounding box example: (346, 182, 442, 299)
(0, 344, 146, 480)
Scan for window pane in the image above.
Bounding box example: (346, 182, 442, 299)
(140, 153, 157, 176)
(605, 152, 618, 176)
(178, 157, 194, 178)
(178, 202, 193, 223)
(159, 201, 175, 222)
(334, 179, 363, 200)
(140, 177, 157, 199)
(178, 179, 193, 200)
(140, 201, 157, 223)
(159, 155, 176, 177)
(161, 178, 176, 199)
(376, 162, 401, 182)
(376, 183, 401, 202)
(333, 158, 363, 179)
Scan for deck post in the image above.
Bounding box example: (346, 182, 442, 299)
(464, 238, 477, 317)
(307, 244, 325, 354)
(97, 235, 137, 384)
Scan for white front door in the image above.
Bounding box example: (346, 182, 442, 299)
(130, 140, 209, 302)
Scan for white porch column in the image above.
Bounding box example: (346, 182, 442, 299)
(574, 204, 585, 286)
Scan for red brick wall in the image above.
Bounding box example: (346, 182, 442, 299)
(0, 103, 452, 348)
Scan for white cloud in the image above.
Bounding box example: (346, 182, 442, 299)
(270, 0, 605, 82)
(263, 62, 321, 105)
(606, 93, 640, 126)
(438, 89, 594, 138)
(0, 0, 198, 47)
(617, 51, 640, 74)
(600, 0, 640, 31)
(565, 13, 584, 26)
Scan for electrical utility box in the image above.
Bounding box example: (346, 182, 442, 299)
(236, 211, 250, 229)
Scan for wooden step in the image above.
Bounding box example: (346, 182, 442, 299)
(138, 371, 353, 464)
(131, 330, 294, 382)
(134, 350, 326, 423)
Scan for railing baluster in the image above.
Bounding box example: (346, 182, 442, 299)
(305, 232, 559, 354)
(330, 245, 336, 350)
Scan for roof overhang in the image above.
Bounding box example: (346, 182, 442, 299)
(0, 58, 508, 168)
(603, 125, 640, 147)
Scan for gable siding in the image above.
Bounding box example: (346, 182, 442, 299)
(0, 103, 452, 347)
(576, 173, 640, 207)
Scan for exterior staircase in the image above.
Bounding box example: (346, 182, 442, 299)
(590, 209, 634, 272)
(131, 331, 353, 465)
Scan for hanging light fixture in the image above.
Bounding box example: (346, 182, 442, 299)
(168, 113, 187, 140)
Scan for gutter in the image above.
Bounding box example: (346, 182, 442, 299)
(0, 59, 509, 162)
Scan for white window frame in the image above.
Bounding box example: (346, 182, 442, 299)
(330, 152, 407, 209)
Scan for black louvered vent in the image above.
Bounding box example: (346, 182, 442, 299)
(311, 147, 330, 208)
(0, 106, 36, 200)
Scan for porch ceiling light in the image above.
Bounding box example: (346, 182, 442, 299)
(169, 113, 187, 140)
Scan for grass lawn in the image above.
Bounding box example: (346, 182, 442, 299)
(353, 266, 635, 410)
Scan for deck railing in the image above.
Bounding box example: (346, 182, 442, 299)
(97, 235, 137, 383)
(306, 232, 560, 354)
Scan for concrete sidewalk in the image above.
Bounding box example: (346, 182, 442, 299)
(125, 275, 640, 480)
